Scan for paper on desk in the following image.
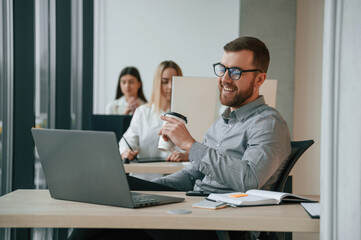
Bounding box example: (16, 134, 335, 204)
(301, 202, 320, 218)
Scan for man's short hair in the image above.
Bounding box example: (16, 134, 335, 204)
(224, 36, 270, 73)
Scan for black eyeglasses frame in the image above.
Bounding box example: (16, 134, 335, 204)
(213, 62, 262, 80)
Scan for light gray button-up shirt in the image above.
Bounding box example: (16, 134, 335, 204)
(154, 96, 291, 193)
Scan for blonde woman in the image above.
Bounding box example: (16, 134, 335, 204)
(119, 61, 188, 180)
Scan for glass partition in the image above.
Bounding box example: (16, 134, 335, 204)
(33, 1, 55, 239)
(0, 0, 13, 239)
(34, 0, 53, 190)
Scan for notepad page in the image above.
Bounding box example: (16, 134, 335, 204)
(246, 189, 286, 201)
(301, 202, 320, 218)
(208, 192, 278, 206)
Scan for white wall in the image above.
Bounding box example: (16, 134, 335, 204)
(293, 0, 324, 196)
(293, 1, 324, 239)
(93, 0, 239, 114)
(239, 0, 297, 133)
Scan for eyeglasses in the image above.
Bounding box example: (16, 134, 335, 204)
(213, 62, 262, 80)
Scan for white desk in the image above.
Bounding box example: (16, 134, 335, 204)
(0, 190, 319, 232)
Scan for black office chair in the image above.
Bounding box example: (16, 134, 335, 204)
(274, 140, 315, 192)
(259, 139, 315, 240)
(90, 114, 132, 142)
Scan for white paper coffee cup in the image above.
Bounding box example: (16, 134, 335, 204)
(158, 112, 188, 152)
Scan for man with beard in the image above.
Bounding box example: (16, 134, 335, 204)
(156, 36, 291, 195)
(69, 36, 291, 240)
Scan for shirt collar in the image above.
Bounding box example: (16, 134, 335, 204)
(221, 95, 266, 122)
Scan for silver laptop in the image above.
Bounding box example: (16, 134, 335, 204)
(31, 128, 184, 208)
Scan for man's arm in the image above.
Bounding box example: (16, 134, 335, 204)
(190, 116, 291, 192)
(158, 113, 291, 192)
(153, 163, 204, 191)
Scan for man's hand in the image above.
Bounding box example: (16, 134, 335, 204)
(167, 151, 189, 162)
(121, 149, 139, 161)
(158, 116, 196, 152)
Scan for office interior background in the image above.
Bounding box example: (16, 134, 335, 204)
(0, 0, 360, 239)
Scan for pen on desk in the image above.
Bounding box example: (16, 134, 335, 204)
(206, 197, 237, 208)
(227, 203, 238, 208)
(122, 136, 138, 160)
(205, 197, 216, 202)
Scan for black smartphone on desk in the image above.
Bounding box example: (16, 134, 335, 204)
(186, 191, 211, 197)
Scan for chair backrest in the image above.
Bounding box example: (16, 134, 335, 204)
(90, 114, 132, 142)
(259, 79, 277, 108)
(274, 140, 314, 192)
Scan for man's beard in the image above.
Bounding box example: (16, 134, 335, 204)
(219, 80, 255, 108)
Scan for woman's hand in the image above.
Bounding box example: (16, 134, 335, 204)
(124, 97, 139, 115)
(121, 149, 139, 161)
(166, 151, 189, 162)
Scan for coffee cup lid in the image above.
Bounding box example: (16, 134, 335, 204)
(164, 112, 187, 123)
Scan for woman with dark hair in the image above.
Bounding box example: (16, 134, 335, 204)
(106, 67, 147, 115)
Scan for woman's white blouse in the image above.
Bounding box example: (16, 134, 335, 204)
(119, 104, 169, 180)
(106, 96, 145, 115)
